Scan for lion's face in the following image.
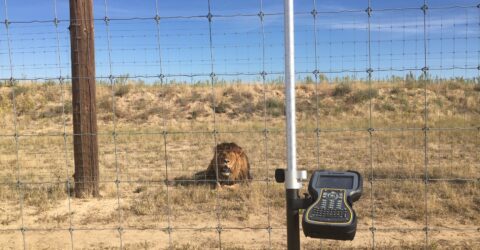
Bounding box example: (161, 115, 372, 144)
(208, 142, 251, 183)
(215, 150, 240, 178)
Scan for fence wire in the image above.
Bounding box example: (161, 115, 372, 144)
(0, 0, 479, 249)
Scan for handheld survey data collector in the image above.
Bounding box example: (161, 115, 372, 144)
(302, 170, 363, 240)
(275, 169, 363, 243)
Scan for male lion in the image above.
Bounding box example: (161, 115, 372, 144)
(195, 142, 252, 188)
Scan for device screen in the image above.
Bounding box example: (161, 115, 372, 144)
(316, 175, 353, 189)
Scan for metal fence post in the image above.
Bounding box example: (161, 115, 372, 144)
(283, 0, 302, 249)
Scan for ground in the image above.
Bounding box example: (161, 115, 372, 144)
(0, 80, 479, 249)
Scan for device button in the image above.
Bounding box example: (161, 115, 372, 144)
(327, 192, 338, 200)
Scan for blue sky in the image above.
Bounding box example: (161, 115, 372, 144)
(0, 0, 479, 83)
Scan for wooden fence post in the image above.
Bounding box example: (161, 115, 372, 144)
(69, 0, 99, 198)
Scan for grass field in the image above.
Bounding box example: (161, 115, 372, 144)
(0, 80, 479, 249)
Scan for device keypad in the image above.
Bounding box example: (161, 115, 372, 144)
(308, 189, 351, 223)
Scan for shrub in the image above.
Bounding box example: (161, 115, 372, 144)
(61, 102, 72, 114)
(230, 90, 254, 104)
(130, 188, 166, 216)
(473, 84, 480, 92)
(381, 103, 395, 112)
(114, 84, 131, 97)
(189, 110, 198, 120)
(433, 98, 443, 108)
(15, 94, 35, 115)
(136, 106, 168, 121)
(348, 88, 378, 104)
(389, 87, 402, 95)
(13, 85, 29, 96)
(98, 95, 113, 111)
(233, 102, 255, 117)
(42, 85, 60, 103)
(213, 101, 230, 114)
(264, 97, 284, 117)
(265, 97, 283, 109)
(0, 92, 12, 112)
(332, 84, 352, 97)
(447, 81, 462, 90)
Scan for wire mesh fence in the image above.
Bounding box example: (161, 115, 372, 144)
(0, 0, 479, 249)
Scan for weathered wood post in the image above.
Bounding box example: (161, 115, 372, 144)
(69, 0, 99, 197)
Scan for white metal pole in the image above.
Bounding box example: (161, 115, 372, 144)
(283, 2, 302, 248)
(284, 0, 300, 190)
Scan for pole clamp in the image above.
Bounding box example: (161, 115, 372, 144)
(276, 168, 307, 189)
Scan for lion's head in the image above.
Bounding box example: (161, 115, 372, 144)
(207, 142, 252, 184)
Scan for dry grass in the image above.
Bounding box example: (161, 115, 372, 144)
(0, 80, 479, 249)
